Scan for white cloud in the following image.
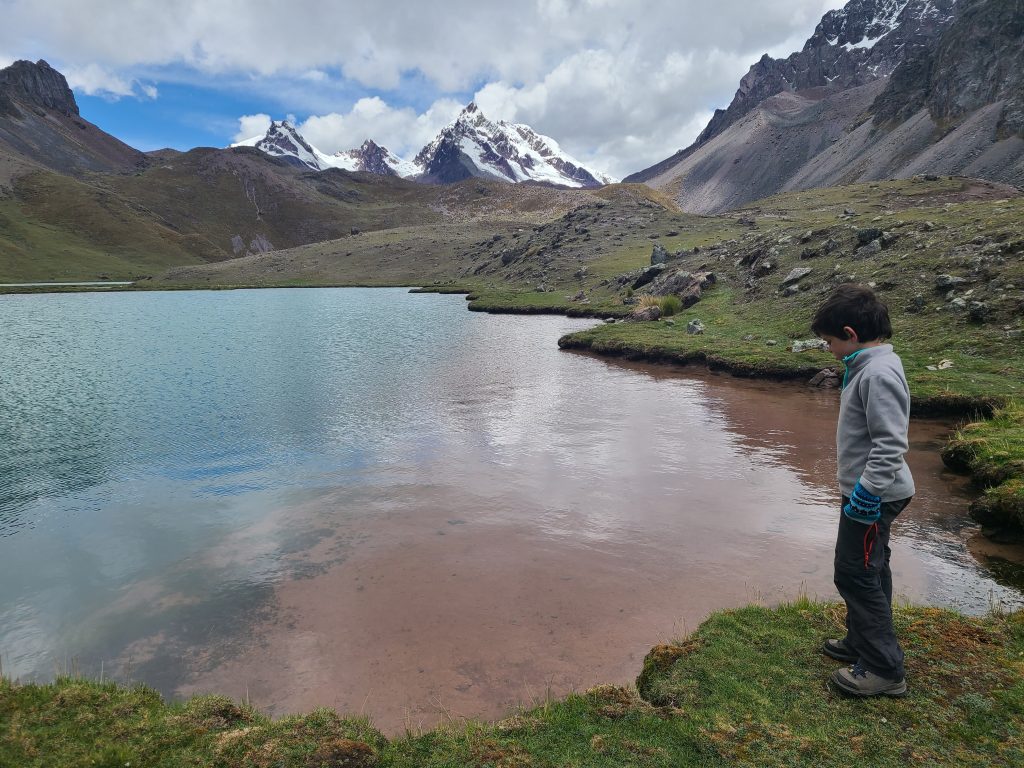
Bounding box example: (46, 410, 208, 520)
(2, 0, 849, 175)
(233, 113, 272, 143)
(297, 97, 462, 156)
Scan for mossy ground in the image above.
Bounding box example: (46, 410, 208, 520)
(4, 601, 1022, 767)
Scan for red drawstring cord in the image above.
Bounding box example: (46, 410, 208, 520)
(863, 522, 878, 569)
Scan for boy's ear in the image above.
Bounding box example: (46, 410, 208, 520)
(842, 325, 859, 342)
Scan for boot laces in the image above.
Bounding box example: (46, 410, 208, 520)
(850, 662, 868, 679)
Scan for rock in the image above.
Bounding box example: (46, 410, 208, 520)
(648, 233, 660, 239)
(604, 317, 616, 323)
(766, 340, 778, 346)
(935, 274, 968, 291)
(968, 301, 989, 322)
(800, 248, 819, 260)
(854, 239, 882, 258)
(664, 319, 676, 326)
(571, 290, 586, 302)
(822, 238, 840, 254)
(881, 232, 899, 248)
(857, 228, 883, 244)
(737, 216, 756, 227)
(947, 297, 968, 312)
(631, 264, 666, 289)
(535, 283, 548, 292)
(780, 267, 812, 287)
(924, 174, 940, 181)
(843, 208, 857, 216)
(665, 230, 680, 237)
(782, 285, 801, 296)
(628, 305, 662, 322)
(742, 334, 755, 341)
(686, 319, 705, 334)
(920, 221, 936, 232)
(808, 369, 840, 388)
(230, 234, 245, 254)
(752, 259, 775, 277)
(650, 244, 669, 265)
(791, 338, 829, 353)
(350, 227, 360, 235)
(926, 359, 954, 371)
(1007, 329, 1023, 338)
(799, 229, 814, 243)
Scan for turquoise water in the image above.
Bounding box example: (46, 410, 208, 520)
(0, 287, 1020, 728)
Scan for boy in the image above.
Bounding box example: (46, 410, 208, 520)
(812, 284, 915, 697)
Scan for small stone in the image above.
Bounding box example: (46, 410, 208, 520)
(650, 244, 669, 265)
(742, 334, 755, 341)
(686, 319, 705, 334)
(783, 285, 800, 296)
(1006, 329, 1023, 338)
(855, 240, 882, 258)
(766, 339, 778, 346)
(947, 297, 967, 312)
(968, 301, 988, 322)
(792, 338, 829, 353)
(664, 319, 676, 326)
(604, 317, 616, 323)
(906, 295, 926, 313)
(799, 229, 814, 243)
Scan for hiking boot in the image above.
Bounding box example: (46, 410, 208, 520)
(831, 662, 907, 698)
(822, 637, 858, 663)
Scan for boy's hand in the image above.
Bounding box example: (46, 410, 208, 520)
(844, 481, 882, 524)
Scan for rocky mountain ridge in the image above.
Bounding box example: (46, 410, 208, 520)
(235, 103, 614, 188)
(0, 59, 145, 179)
(625, 0, 1022, 213)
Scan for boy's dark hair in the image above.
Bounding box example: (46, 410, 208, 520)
(811, 283, 892, 341)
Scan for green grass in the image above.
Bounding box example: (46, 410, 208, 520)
(4, 602, 1021, 767)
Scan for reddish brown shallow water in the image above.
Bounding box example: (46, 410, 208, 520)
(159, 355, 1018, 735)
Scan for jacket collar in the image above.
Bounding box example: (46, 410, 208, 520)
(841, 344, 892, 387)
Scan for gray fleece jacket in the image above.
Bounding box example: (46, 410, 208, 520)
(837, 344, 916, 501)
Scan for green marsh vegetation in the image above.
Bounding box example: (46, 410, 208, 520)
(3, 600, 1022, 767)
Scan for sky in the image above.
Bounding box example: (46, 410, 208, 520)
(0, 0, 846, 179)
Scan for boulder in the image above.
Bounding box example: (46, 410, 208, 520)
(650, 244, 669, 265)
(968, 301, 989, 322)
(808, 369, 840, 388)
(854, 239, 882, 258)
(631, 264, 666, 289)
(791, 338, 828, 353)
(780, 267, 812, 287)
(686, 319, 705, 335)
(935, 274, 968, 291)
(627, 305, 662, 322)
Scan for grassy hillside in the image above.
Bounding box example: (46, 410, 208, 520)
(3, 600, 1021, 767)
(0, 148, 593, 283)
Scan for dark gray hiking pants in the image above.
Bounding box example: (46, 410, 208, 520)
(834, 497, 912, 681)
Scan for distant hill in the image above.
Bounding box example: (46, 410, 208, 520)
(0, 60, 596, 282)
(626, 0, 1024, 212)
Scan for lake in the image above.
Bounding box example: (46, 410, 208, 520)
(0, 287, 1020, 734)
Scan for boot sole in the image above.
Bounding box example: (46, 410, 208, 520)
(830, 671, 908, 698)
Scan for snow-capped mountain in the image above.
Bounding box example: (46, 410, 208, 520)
(231, 122, 414, 176)
(414, 103, 615, 188)
(232, 107, 616, 187)
(327, 139, 419, 177)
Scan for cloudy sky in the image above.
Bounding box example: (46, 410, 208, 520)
(0, 0, 845, 178)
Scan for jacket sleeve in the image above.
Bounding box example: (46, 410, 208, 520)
(858, 373, 911, 498)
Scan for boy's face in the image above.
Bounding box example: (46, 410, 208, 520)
(819, 328, 861, 361)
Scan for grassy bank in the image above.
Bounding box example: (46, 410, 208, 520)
(3, 600, 1021, 767)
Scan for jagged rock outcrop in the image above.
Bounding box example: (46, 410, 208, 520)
(0, 59, 145, 178)
(0, 59, 79, 117)
(626, 0, 1024, 212)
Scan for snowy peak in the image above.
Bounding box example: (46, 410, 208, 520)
(330, 139, 419, 177)
(415, 103, 615, 188)
(252, 120, 322, 171)
(232, 104, 615, 188)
